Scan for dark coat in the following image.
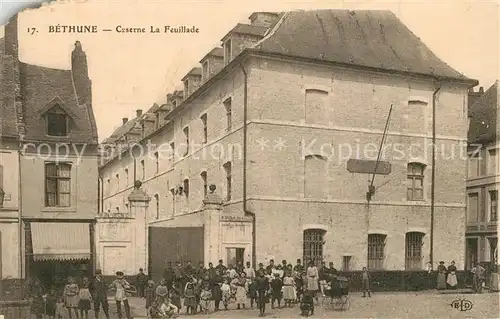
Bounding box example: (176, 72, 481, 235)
(90, 277, 108, 300)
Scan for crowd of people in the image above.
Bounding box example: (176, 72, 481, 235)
(141, 258, 347, 318)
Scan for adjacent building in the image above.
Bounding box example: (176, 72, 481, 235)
(99, 10, 478, 277)
(0, 14, 99, 289)
(466, 82, 499, 270)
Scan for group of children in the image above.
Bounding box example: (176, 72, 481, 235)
(144, 267, 319, 317)
(34, 277, 93, 319)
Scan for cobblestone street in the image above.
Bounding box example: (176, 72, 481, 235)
(126, 292, 499, 319)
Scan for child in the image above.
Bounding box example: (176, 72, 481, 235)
(55, 296, 66, 319)
(270, 273, 283, 309)
(160, 296, 179, 318)
(184, 279, 197, 315)
(300, 290, 314, 317)
(45, 289, 57, 319)
(220, 278, 232, 310)
(295, 272, 304, 303)
(145, 280, 156, 310)
(247, 279, 257, 309)
(169, 284, 182, 314)
(78, 278, 92, 319)
(199, 281, 212, 314)
(282, 272, 296, 308)
(362, 267, 371, 298)
(148, 299, 162, 318)
(63, 276, 80, 319)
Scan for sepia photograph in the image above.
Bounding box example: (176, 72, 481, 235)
(0, 0, 498, 318)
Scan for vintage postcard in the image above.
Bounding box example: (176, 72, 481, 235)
(0, 0, 498, 318)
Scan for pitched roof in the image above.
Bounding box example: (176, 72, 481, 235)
(200, 47, 224, 62)
(182, 67, 202, 81)
(254, 10, 473, 82)
(468, 82, 498, 144)
(20, 62, 98, 143)
(102, 116, 141, 144)
(221, 23, 268, 41)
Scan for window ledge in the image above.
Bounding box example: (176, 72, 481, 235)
(41, 207, 76, 213)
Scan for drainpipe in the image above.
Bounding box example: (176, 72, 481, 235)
(430, 81, 442, 269)
(240, 63, 256, 269)
(18, 142, 23, 293)
(98, 176, 103, 214)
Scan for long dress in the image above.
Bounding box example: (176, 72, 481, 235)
(306, 266, 319, 291)
(221, 283, 232, 306)
(282, 276, 296, 301)
(446, 265, 458, 288)
(64, 283, 80, 308)
(184, 283, 197, 308)
(436, 265, 447, 290)
(233, 278, 247, 305)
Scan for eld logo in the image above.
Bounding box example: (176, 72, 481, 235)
(451, 299, 473, 311)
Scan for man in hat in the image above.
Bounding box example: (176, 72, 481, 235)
(136, 268, 148, 298)
(244, 261, 256, 280)
(110, 271, 132, 319)
(90, 269, 110, 319)
(294, 259, 304, 273)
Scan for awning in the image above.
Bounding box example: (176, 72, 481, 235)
(31, 222, 91, 261)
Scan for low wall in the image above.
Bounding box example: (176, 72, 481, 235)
(0, 300, 30, 319)
(339, 271, 472, 292)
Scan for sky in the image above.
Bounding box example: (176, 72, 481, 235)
(0, 0, 498, 141)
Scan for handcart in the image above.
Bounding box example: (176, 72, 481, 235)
(322, 276, 350, 311)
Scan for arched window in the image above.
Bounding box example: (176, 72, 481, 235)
(303, 229, 326, 267)
(407, 163, 425, 201)
(183, 179, 189, 198)
(200, 171, 208, 198)
(154, 194, 159, 219)
(304, 155, 328, 199)
(405, 232, 424, 270)
(367, 234, 386, 269)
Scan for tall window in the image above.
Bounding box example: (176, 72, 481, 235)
(407, 163, 425, 201)
(224, 39, 232, 65)
(468, 152, 481, 178)
(467, 193, 479, 223)
(488, 149, 497, 175)
(405, 232, 424, 270)
(490, 190, 498, 222)
(342, 256, 351, 271)
(405, 100, 427, 134)
(140, 160, 145, 180)
(201, 114, 208, 144)
(183, 127, 190, 156)
(367, 234, 386, 269)
(115, 173, 119, 191)
(183, 179, 189, 198)
(223, 98, 232, 131)
(45, 163, 71, 207)
(154, 151, 159, 174)
(304, 155, 328, 198)
(125, 203, 129, 213)
(155, 113, 160, 129)
(223, 162, 232, 201)
(124, 168, 129, 186)
(201, 171, 208, 198)
(106, 178, 110, 196)
(303, 229, 325, 267)
(305, 89, 329, 125)
(184, 80, 189, 99)
(46, 106, 68, 136)
(154, 194, 159, 219)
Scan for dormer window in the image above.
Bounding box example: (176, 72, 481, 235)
(184, 80, 189, 99)
(47, 106, 68, 136)
(202, 60, 209, 82)
(224, 39, 232, 65)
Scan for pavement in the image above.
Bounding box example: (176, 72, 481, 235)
(124, 291, 499, 319)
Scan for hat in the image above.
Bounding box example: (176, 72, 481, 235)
(258, 263, 263, 266)
(439, 261, 444, 264)
(116, 271, 124, 277)
(274, 273, 280, 276)
(95, 269, 102, 275)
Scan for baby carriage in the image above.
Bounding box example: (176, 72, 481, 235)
(323, 276, 350, 311)
(300, 291, 314, 317)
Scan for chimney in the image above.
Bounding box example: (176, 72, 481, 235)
(479, 87, 484, 93)
(4, 14, 19, 58)
(249, 12, 279, 28)
(136, 109, 143, 117)
(71, 41, 91, 105)
(122, 118, 128, 125)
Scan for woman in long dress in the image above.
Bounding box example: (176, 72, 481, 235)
(232, 273, 248, 309)
(306, 261, 319, 302)
(446, 261, 458, 289)
(436, 261, 447, 290)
